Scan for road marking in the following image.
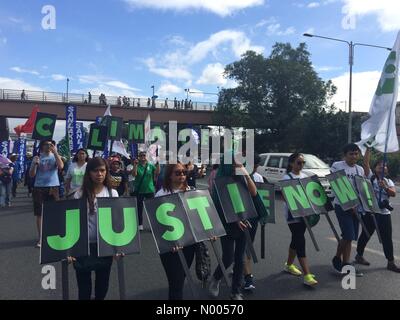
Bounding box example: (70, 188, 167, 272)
(326, 237, 400, 261)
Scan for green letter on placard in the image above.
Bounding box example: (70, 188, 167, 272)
(91, 128, 102, 147)
(156, 203, 185, 241)
(306, 181, 327, 207)
(283, 185, 311, 211)
(258, 189, 270, 209)
(98, 207, 137, 246)
(47, 209, 80, 251)
(36, 117, 54, 137)
(330, 176, 358, 205)
(187, 196, 213, 231)
(227, 183, 245, 214)
(110, 120, 118, 138)
(129, 123, 144, 141)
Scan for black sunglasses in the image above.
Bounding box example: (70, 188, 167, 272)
(174, 170, 187, 176)
(296, 161, 306, 165)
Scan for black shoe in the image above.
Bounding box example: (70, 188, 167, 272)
(355, 254, 370, 266)
(387, 262, 400, 273)
(332, 256, 342, 274)
(342, 263, 364, 277)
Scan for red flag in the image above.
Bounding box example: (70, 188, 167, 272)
(14, 106, 39, 136)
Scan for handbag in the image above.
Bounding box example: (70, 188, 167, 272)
(194, 242, 211, 287)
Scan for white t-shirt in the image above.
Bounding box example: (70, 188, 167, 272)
(74, 187, 119, 243)
(282, 172, 308, 224)
(367, 172, 395, 215)
(155, 187, 192, 198)
(252, 172, 264, 183)
(126, 164, 135, 182)
(66, 162, 87, 192)
(330, 161, 365, 206)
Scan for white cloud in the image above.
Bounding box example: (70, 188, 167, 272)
(145, 58, 192, 80)
(342, 0, 400, 31)
(123, 0, 264, 16)
(51, 74, 67, 81)
(156, 83, 182, 97)
(0, 77, 44, 91)
(187, 30, 264, 63)
(197, 63, 227, 85)
(145, 29, 264, 81)
(315, 65, 343, 72)
(77, 75, 141, 96)
(105, 80, 140, 91)
(10, 67, 40, 76)
(307, 2, 320, 8)
(330, 70, 381, 112)
(267, 23, 296, 36)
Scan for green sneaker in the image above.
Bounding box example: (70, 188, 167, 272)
(304, 274, 318, 287)
(284, 263, 303, 276)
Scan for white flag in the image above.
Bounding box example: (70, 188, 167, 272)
(358, 31, 400, 155)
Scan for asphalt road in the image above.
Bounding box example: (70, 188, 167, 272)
(1, 178, 400, 300)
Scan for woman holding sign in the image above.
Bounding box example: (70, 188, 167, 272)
(30, 140, 63, 248)
(208, 155, 257, 300)
(68, 157, 120, 300)
(355, 148, 400, 273)
(155, 162, 197, 300)
(283, 153, 318, 287)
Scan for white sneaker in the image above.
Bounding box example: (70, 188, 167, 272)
(208, 278, 221, 298)
(139, 225, 144, 231)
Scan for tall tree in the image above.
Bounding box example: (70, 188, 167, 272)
(215, 42, 340, 156)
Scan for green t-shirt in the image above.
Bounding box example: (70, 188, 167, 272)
(134, 163, 156, 194)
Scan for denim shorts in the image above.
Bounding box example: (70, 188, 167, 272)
(334, 205, 359, 241)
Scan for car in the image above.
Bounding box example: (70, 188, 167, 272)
(257, 153, 332, 195)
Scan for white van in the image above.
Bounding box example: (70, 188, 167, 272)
(257, 153, 332, 194)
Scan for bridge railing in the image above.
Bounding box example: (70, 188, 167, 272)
(0, 88, 218, 111)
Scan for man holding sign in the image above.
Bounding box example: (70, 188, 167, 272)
(30, 140, 63, 248)
(330, 144, 365, 277)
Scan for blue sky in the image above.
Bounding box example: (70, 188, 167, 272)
(0, 0, 399, 118)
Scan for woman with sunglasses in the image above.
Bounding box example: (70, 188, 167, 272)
(132, 151, 160, 231)
(282, 153, 318, 287)
(68, 157, 121, 300)
(155, 162, 197, 300)
(208, 154, 257, 300)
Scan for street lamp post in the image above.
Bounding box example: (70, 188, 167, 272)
(66, 78, 70, 102)
(303, 33, 391, 143)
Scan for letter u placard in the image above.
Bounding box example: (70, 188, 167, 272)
(97, 198, 140, 257)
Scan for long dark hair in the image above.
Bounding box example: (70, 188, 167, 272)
(286, 153, 303, 174)
(162, 163, 188, 193)
(81, 157, 112, 213)
(73, 148, 89, 163)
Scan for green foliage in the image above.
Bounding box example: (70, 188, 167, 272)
(214, 42, 364, 161)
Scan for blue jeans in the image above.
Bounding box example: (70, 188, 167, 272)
(0, 181, 12, 206)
